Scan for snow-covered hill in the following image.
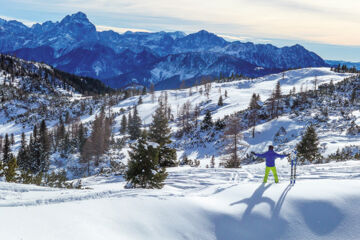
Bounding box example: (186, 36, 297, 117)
(1, 160, 360, 239)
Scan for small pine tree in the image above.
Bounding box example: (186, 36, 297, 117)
(39, 120, 50, 172)
(17, 132, 30, 171)
(296, 125, 322, 164)
(249, 93, 261, 138)
(120, 114, 127, 135)
(148, 104, 177, 167)
(141, 86, 147, 95)
(125, 133, 167, 189)
(10, 133, 15, 145)
(29, 125, 42, 172)
(201, 110, 213, 130)
(218, 95, 224, 106)
(128, 106, 142, 140)
(138, 96, 143, 105)
(210, 155, 215, 168)
(5, 156, 18, 182)
(2, 134, 11, 163)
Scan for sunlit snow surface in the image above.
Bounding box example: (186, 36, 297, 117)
(1, 160, 360, 239)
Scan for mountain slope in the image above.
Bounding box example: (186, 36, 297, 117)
(0, 12, 327, 89)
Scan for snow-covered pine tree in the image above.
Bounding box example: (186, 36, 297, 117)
(141, 86, 146, 95)
(149, 104, 177, 167)
(125, 133, 167, 189)
(2, 133, 11, 163)
(10, 133, 15, 145)
(128, 105, 142, 140)
(218, 95, 224, 106)
(4, 155, 18, 182)
(201, 110, 213, 130)
(120, 114, 127, 135)
(138, 96, 143, 105)
(274, 81, 282, 118)
(0, 135, 3, 155)
(29, 125, 41, 172)
(210, 155, 215, 168)
(296, 125, 322, 164)
(39, 120, 50, 172)
(249, 93, 261, 138)
(77, 123, 86, 153)
(17, 132, 30, 171)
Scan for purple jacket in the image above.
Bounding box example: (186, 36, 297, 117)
(255, 150, 288, 167)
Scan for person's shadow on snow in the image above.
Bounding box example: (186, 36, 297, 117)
(220, 183, 290, 240)
(213, 183, 343, 240)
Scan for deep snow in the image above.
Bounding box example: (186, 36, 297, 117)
(1, 160, 360, 239)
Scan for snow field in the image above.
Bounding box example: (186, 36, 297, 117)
(1, 160, 360, 239)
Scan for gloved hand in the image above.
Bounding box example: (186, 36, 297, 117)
(251, 151, 256, 155)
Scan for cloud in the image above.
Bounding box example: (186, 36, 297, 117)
(96, 25, 151, 33)
(0, 15, 36, 26)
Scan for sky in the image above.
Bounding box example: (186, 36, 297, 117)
(1, 0, 359, 61)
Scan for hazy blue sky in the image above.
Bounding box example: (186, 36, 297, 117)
(1, 0, 359, 61)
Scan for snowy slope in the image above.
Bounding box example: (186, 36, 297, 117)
(110, 67, 353, 161)
(116, 67, 350, 124)
(1, 160, 360, 239)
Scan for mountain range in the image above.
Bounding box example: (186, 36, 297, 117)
(0, 12, 327, 89)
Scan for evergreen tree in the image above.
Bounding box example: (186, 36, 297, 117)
(2, 134, 11, 163)
(210, 155, 215, 168)
(128, 106, 142, 140)
(148, 105, 177, 167)
(10, 133, 15, 145)
(218, 95, 224, 106)
(274, 81, 282, 118)
(296, 125, 322, 164)
(39, 120, 50, 172)
(125, 133, 167, 189)
(249, 93, 261, 138)
(201, 110, 213, 130)
(29, 125, 41, 172)
(56, 117, 66, 148)
(5, 156, 18, 182)
(120, 115, 127, 135)
(78, 123, 86, 153)
(138, 96, 143, 105)
(17, 132, 30, 171)
(127, 111, 132, 132)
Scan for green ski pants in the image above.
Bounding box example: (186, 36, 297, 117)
(263, 166, 279, 183)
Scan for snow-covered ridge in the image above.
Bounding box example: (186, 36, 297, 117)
(0, 12, 327, 89)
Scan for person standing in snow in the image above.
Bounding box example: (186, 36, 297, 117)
(251, 145, 289, 183)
